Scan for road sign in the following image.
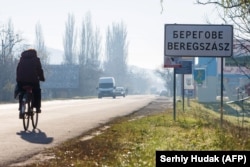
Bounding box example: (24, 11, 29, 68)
(175, 61, 192, 74)
(184, 74, 194, 90)
(164, 24, 233, 57)
(164, 56, 181, 68)
(194, 68, 206, 86)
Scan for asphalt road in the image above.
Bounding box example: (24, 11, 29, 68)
(0, 95, 156, 166)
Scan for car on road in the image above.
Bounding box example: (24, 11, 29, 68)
(115, 87, 126, 97)
(97, 77, 116, 98)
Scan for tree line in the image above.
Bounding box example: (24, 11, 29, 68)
(0, 12, 154, 102)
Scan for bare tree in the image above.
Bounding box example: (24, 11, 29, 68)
(196, 0, 249, 9)
(0, 20, 21, 63)
(78, 12, 102, 96)
(156, 68, 174, 96)
(0, 19, 22, 101)
(104, 21, 128, 85)
(79, 12, 102, 65)
(196, 0, 250, 78)
(79, 19, 86, 65)
(91, 27, 102, 66)
(34, 22, 49, 65)
(63, 13, 77, 65)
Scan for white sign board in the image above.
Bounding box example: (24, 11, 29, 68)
(164, 24, 233, 57)
(184, 74, 194, 90)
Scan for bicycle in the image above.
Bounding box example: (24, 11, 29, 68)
(20, 86, 39, 131)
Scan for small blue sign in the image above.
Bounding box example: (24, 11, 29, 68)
(175, 61, 192, 74)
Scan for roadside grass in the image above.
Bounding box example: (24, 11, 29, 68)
(26, 99, 250, 167)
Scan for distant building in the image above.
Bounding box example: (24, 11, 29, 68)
(196, 40, 250, 102)
(195, 57, 218, 102)
(41, 64, 79, 98)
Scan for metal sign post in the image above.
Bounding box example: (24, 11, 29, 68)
(173, 68, 176, 121)
(220, 57, 224, 127)
(175, 60, 193, 112)
(182, 74, 184, 112)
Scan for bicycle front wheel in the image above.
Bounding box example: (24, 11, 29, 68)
(31, 110, 39, 129)
(22, 102, 30, 131)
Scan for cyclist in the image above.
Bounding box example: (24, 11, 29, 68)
(16, 49, 45, 119)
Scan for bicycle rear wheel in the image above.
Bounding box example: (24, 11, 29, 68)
(31, 110, 39, 129)
(22, 102, 30, 131)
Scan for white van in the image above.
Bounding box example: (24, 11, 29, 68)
(97, 77, 116, 98)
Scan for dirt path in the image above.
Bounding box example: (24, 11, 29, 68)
(131, 96, 172, 117)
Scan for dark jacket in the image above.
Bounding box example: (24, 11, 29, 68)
(16, 49, 45, 83)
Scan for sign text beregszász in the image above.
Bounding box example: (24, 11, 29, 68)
(164, 24, 233, 57)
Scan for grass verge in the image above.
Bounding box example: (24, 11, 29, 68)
(24, 100, 250, 167)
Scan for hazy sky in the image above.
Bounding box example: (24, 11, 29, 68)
(0, 0, 218, 69)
